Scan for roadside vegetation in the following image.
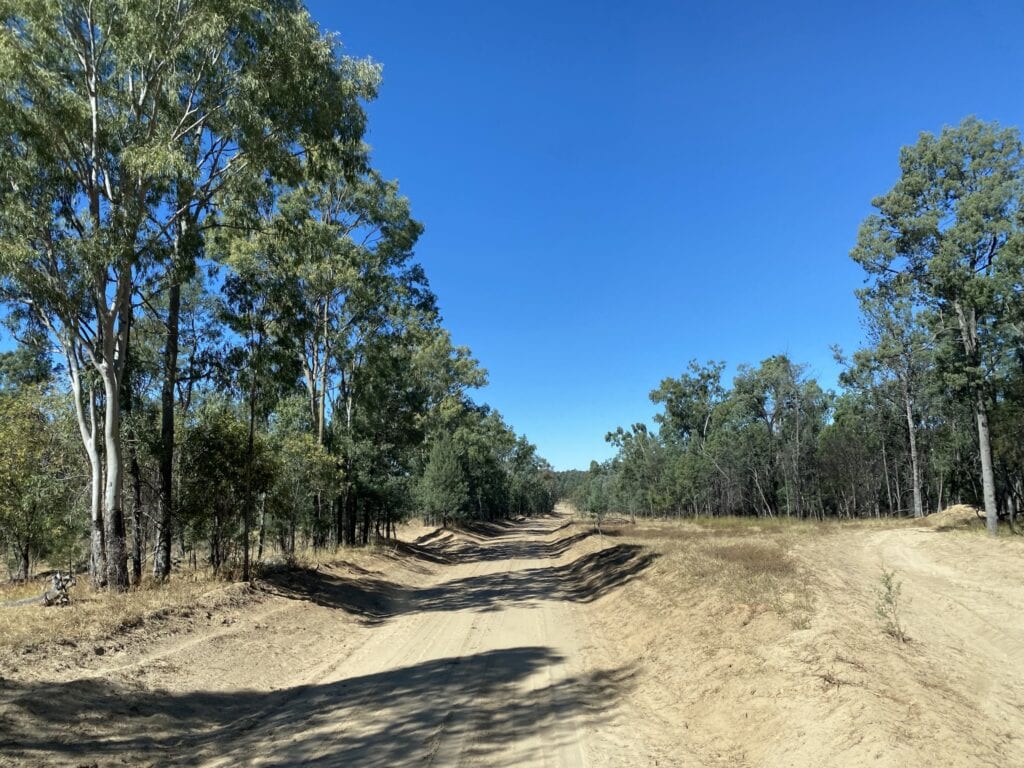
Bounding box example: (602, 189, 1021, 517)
(560, 120, 1024, 536)
(0, 1, 556, 594)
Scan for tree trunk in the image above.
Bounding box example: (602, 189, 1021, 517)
(952, 300, 998, 533)
(67, 353, 105, 587)
(17, 545, 29, 582)
(154, 281, 180, 580)
(334, 495, 344, 547)
(102, 368, 129, 591)
(361, 502, 371, 546)
(902, 380, 924, 519)
(243, 391, 256, 583)
(976, 395, 999, 536)
(257, 494, 266, 562)
(880, 437, 893, 514)
(124, 341, 144, 585)
(89, 447, 106, 588)
(130, 445, 144, 584)
(242, 503, 251, 581)
(342, 484, 357, 546)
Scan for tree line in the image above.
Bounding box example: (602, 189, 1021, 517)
(563, 117, 1024, 536)
(0, 1, 555, 588)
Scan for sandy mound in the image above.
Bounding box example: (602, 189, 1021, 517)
(576, 517, 1024, 767)
(923, 503, 983, 529)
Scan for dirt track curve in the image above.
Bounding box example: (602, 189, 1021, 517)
(0, 513, 634, 767)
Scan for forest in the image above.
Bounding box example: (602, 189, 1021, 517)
(563, 117, 1024, 535)
(0, 1, 556, 590)
(0, 2, 1022, 597)
(4, 5, 1024, 767)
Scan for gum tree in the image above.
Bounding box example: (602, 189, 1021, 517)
(0, 1, 376, 587)
(852, 117, 1024, 535)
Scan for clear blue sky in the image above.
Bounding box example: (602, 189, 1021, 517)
(310, 1, 1024, 470)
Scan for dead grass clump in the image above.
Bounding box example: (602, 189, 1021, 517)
(709, 541, 798, 579)
(691, 515, 827, 538)
(924, 504, 984, 531)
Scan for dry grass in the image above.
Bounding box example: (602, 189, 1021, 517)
(570, 503, 1024, 766)
(0, 519, 441, 661)
(0, 573, 255, 658)
(581, 517, 816, 629)
(0, 578, 48, 602)
(596, 513, 913, 541)
(709, 541, 797, 577)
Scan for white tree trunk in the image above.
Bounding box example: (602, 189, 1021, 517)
(954, 300, 999, 535)
(976, 396, 999, 537)
(901, 380, 924, 519)
(101, 364, 129, 589)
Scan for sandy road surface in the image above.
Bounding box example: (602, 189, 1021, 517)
(7, 510, 1019, 768)
(1, 514, 630, 767)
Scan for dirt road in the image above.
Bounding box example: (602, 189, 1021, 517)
(5, 509, 1021, 767)
(1, 514, 634, 767)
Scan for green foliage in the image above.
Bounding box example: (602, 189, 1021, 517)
(875, 568, 908, 643)
(265, 396, 339, 553)
(178, 400, 273, 574)
(417, 434, 469, 524)
(573, 119, 1024, 528)
(852, 117, 1024, 530)
(0, 387, 83, 578)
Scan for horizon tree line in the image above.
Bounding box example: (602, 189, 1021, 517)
(563, 117, 1024, 536)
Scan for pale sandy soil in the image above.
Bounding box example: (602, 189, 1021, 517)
(578, 507, 1024, 767)
(0, 514, 627, 767)
(1, 505, 1021, 767)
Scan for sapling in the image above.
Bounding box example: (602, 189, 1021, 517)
(875, 568, 908, 642)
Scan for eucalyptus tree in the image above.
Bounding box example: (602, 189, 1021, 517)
(651, 361, 726, 451)
(177, 398, 273, 576)
(144, 3, 378, 581)
(816, 391, 885, 518)
(0, 1, 163, 587)
(844, 283, 933, 517)
(0, 0, 376, 588)
(852, 117, 1024, 535)
(730, 356, 828, 518)
(215, 149, 433, 546)
(606, 423, 664, 520)
(219, 245, 304, 580)
(257, 159, 428, 544)
(650, 361, 726, 516)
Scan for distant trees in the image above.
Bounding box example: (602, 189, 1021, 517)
(566, 118, 1024, 532)
(852, 118, 1024, 535)
(417, 435, 470, 527)
(0, 1, 555, 585)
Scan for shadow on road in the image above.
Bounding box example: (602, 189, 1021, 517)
(263, 518, 658, 621)
(412, 544, 658, 614)
(1, 647, 634, 767)
(405, 527, 595, 565)
(260, 565, 401, 626)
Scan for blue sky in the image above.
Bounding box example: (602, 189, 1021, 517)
(311, 1, 1024, 470)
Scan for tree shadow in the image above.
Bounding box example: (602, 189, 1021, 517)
(263, 515, 656, 623)
(260, 565, 401, 626)
(411, 544, 659, 614)
(0, 647, 634, 767)
(419, 528, 597, 565)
